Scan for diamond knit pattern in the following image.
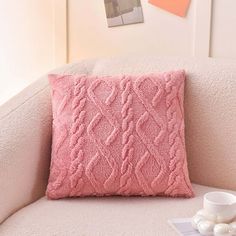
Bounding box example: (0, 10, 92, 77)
(46, 72, 193, 199)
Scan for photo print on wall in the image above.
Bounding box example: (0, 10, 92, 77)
(104, 0, 144, 27)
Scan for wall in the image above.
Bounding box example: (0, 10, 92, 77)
(1, 0, 236, 104)
(68, 0, 195, 61)
(0, 0, 54, 104)
(64, 0, 236, 61)
(210, 0, 236, 58)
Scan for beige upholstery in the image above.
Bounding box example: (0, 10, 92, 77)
(0, 61, 96, 223)
(1, 184, 236, 236)
(0, 57, 236, 234)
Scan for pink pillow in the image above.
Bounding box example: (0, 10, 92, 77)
(46, 71, 194, 199)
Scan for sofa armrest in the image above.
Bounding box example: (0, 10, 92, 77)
(0, 77, 52, 223)
(0, 59, 97, 223)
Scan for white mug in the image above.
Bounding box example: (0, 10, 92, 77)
(192, 192, 236, 235)
(204, 191, 236, 223)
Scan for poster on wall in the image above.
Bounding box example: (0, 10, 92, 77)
(148, 0, 190, 17)
(104, 0, 144, 27)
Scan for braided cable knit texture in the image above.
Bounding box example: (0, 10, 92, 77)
(164, 73, 193, 195)
(69, 76, 86, 195)
(118, 77, 134, 195)
(46, 72, 193, 199)
(46, 75, 72, 198)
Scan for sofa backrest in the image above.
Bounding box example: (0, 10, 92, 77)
(90, 56, 236, 191)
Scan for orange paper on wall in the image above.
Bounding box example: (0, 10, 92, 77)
(149, 0, 190, 17)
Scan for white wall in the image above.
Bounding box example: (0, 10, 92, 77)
(210, 0, 236, 59)
(0, 0, 54, 104)
(1, 0, 236, 104)
(66, 0, 236, 61)
(68, 0, 195, 61)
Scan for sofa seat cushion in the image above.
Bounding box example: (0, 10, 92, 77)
(1, 184, 236, 236)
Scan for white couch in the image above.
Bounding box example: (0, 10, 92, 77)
(0, 57, 236, 236)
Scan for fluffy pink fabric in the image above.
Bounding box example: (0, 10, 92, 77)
(46, 72, 193, 199)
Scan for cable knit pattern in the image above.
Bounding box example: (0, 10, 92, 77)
(46, 72, 193, 199)
(118, 77, 134, 195)
(69, 76, 86, 195)
(86, 79, 119, 193)
(164, 73, 192, 196)
(134, 76, 168, 194)
(47, 77, 72, 196)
